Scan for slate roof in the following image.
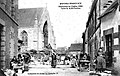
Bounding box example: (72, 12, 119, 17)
(18, 8, 44, 27)
(69, 43, 83, 51)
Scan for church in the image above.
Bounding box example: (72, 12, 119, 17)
(18, 8, 56, 53)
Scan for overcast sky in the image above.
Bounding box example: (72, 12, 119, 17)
(19, 0, 92, 48)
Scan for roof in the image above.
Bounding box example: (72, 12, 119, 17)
(98, 0, 118, 19)
(57, 47, 67, 50)
(69, 43, 83, 51)
(86, 0, 98, 27)
(18, 8, 44, 27)
(56, 47, 67, 54)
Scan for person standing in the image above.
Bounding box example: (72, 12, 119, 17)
(17, 54, 23, 64)
(95, 49, 106, 73)
(51, 53, 57, 68)
(10, 56, 17, 70)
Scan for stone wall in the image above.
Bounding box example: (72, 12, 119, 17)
(0, 8, 18, 69)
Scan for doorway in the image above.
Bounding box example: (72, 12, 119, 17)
(105, 34, 113, 67)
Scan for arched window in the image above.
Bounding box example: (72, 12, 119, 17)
(21, 30, 28, 46)
(43, 21, 48, 47)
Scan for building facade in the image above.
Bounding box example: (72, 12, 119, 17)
(0, 0, 19, 69)
(83, 0, 101, 69)
(18, 8, 56, 53)
(68, 43, 82, 56)
(83, 0, 120, 74)
(99, 0, 120, 74)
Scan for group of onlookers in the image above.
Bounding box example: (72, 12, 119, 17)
(62, 49, 107, 73)
(9, 49, 107, 73)
(0, 53, 31, 76)
(77, 48, 107, 73)
(10, 54, 30, 73)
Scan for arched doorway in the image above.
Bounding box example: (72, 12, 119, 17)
(43, 21, 48, 48)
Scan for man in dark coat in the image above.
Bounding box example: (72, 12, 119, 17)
(96, 50, 106, 72)
(51, 53, 56, 68)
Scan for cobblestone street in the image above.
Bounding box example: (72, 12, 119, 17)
(19, 64, 89, 76)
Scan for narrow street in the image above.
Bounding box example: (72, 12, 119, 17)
(1, 0, 120, 76)
(20, 63, 89, 76)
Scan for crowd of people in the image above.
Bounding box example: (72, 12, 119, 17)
(61, 48, 107, 73)
(9, 48, 107, 74)
(10, 53, 31, 73)
(0, 47, 110, 76)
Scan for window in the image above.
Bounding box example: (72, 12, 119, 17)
(43, 21, 48, 47)
(21, 30, 28, 46)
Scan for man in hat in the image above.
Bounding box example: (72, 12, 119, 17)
(51, 51, 57, 68)
(95, 48, 106, 72)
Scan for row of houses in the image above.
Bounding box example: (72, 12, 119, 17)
(82, 0, 120, 74)
(0, 0, 56, 70)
